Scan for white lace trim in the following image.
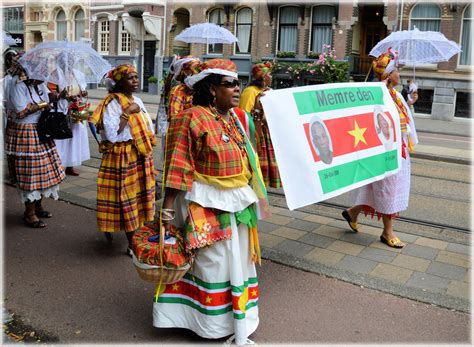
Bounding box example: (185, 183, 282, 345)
(184, 181, 258, 212)
(19, 185, 60, 203)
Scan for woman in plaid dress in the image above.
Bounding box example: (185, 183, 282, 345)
(5, 66, 66, 228)
(154, 59, 270, 345)
(239, 62, 281, 188)
(90, 64, 156, 255)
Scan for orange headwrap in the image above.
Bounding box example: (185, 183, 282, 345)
(372, 48, 399, 81)
(251, 62, 272, 80)
(107, 64, 137, 83)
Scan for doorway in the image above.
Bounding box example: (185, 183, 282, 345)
(143, 40, 156, 92)
(359, 4, 387, 76)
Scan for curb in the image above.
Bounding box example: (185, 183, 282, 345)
(411, 152, 471, 166)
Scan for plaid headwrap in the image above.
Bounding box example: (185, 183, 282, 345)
(170, 56, 201, 82)
(251, 62, 272, 80)
(108, 64, 137, 83)
(372, 48, 399, 81)
(185, 59, 238, 88)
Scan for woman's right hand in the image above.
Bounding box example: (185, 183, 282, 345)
(124, 102, 140, 115)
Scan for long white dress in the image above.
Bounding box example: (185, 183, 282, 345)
(153, 181, 259, 344)
(350, 90, 418, 215)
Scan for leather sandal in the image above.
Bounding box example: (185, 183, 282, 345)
(380, 235, 405, 248)
(342, 210, 358, 232)
(23, 214, 46, 229)
(35, 210, 52, 218)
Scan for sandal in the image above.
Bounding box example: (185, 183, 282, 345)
(380, 235, 405, 248)
(23, 214, 46, 229)
(342, 210, 358, 232)
(35, 210, 52, 218)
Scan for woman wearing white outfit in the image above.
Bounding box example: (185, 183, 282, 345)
(50, 73, 90, 176)
(342, 49, 418, 249)
(155, 59, 269, 345)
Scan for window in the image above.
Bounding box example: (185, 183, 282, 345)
(235, 7, 252, 54)
(455, 91, 472, 118)
(460, 5, 472, 66)
(413, 89, 434, 114)
(208, 8, 225, 54)
(2, 7, 23, 32)
(410, 3, 441, 31)
(56, 10, 67, 40)
(98, 19, 110, 54)
(278, 6, 299, 53)
(74, 9, 85, 41)
(118, 20, 131, 54)
(310, 5, 335, 53)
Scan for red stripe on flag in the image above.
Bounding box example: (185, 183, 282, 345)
(163, 281, 232, 307)
(304, 112, 396, 162)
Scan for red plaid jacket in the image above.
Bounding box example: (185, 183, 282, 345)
(168, 84, 193, 121)
(165, 106, 245, 192)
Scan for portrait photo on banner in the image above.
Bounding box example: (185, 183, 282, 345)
(373, 105, 394, 150)
(309, 116, 333, 165)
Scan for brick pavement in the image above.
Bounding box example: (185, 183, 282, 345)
(46, 161, 471, 313)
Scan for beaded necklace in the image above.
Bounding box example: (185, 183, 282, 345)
(201, 106, 247, 150)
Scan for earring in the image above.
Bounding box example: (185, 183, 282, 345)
(213, 96, 216, 105)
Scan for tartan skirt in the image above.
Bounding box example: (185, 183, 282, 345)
(258, 123, 281, 189)
(4, 122, 65, 193)
(97, 141, 155, 233)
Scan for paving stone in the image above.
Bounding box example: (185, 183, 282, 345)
(303, 214, 332, 225)
(358, 247, 397, 264)
(269, 206, 287, 215)
(391, 254, 431, 272)
(304, 247, 345, 266)
(274, 209, 310, 219)
(298, 233, 334, 248)
(464, 269, 471, 283)
(328, 219, 355, 231)
(446, 280, 471, 300)
(270, 227, 307, 240)
(402, 244, 439, 260)
(394, 231, 419, 243)
(414, 237, 448, 250)
(327, 240, 364, 256)
(426, 261, 467, 281)
(336, 255, 377, 274)
(68, 178, 97, 187)
(257, 221, 280, 234)
(62, 186, 91, 195)
(406, 272, 451, 293)
(313, 225, 346, 239)
(340, 232, 377, 246)
(360, 225, 381, 236)
(370, 263, 413, 284)
(76, 172, 98, 180)
(285, 219, 318, 232)
(436, 250, 471, 268)
(77, 191, 98, 200)
(369, 241, 403, 253)
(258, 233, 285, 248)
(59, 182, 75, 190)
(445, 243, 472, 255)
(273, 239, 314, 258)
(265, 214, 294, 226)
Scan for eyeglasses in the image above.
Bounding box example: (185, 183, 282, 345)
(220, 79, 239, 88)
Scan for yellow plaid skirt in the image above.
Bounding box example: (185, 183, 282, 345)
(97, 141, 155, 233)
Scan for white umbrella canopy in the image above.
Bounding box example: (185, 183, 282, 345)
(18, 40, 111, 89)
(174, 22, 238, 44)
(369, 28, 461, 65)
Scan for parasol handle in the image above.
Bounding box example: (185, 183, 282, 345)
(364, 63, 373, 82)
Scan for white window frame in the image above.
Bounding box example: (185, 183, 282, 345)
(56, 9, 67, 41)
(234, 7, 252, 55)
(276, 5, 299, 55)
(118, 19, 131, 55)
(207, 8, 225, 55)
(458, 4, 472, 68)
(97, 19, 110, 55)
(74, 8, 85, 42)
(308, 5, 335, 54)
(407, 3, 441, 70)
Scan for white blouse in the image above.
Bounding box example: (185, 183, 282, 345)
(100, 96, 154, 143)
(10, 81, 50, 124)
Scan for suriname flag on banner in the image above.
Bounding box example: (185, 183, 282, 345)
(260, 82, 402, 210)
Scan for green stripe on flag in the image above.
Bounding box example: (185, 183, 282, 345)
(293, 86, 384, 115)
(231, 277, 258, 293)
(183, 273, 230, 290)
(318, 150, 398, 194)
(233, 301, 259, 320)
(157, 297, 232, 316)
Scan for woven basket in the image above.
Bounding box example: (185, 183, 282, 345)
(134, 263, 191, 284)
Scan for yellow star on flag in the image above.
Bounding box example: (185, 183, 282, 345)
(251, 289, 258, 297)
(171, 284, 180, 291)
(205, 296, 212, 304)
(347, 120, 368, 147)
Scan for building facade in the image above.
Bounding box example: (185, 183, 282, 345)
(2, 1, 25, 51)
(164, 1, 472, 120)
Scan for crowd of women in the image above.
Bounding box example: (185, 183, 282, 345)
(2, 45, 416, 344)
